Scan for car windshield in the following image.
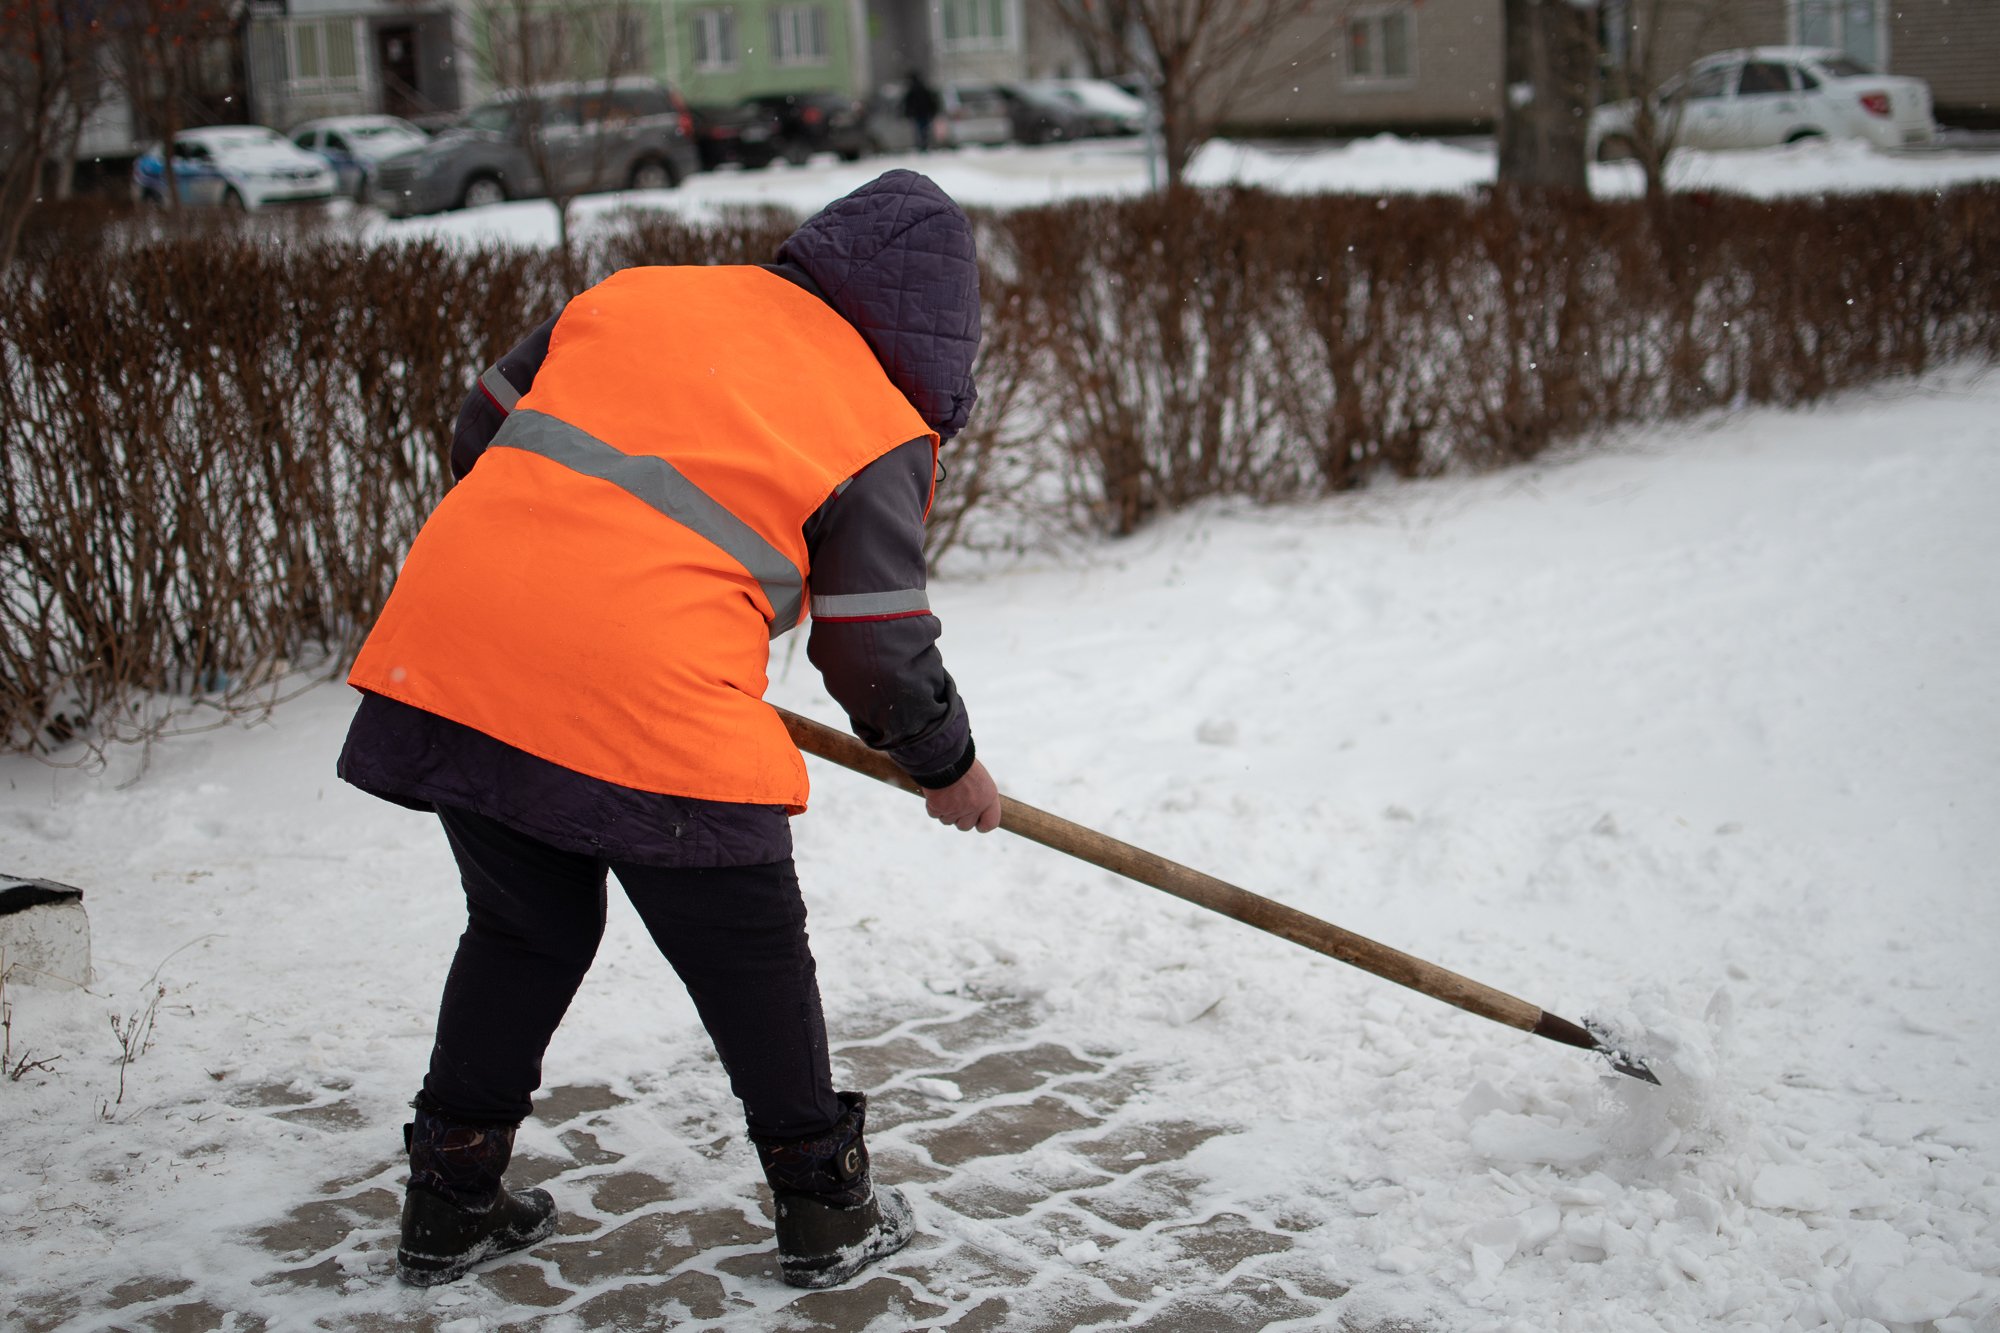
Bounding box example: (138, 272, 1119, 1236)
(1034, 81, 1144, 116)
(465, 104, 515, 133)
(1815, 55, 1872, 78)
(952, 88, 1006, 113)
(204, 129, 287, 152)
(349, 121, 425, 144)
(1009, 87, 1067, 110)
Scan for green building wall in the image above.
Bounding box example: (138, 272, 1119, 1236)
(670, 0, 861, 106)
(463, 0, 863, 109)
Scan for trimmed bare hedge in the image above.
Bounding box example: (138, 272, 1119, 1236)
(3, 187, 1996, 751)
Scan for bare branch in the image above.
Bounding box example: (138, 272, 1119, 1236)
(1036, 0, 1329, 190)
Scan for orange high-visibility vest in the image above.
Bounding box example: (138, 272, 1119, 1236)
(348, 266, 936, 810)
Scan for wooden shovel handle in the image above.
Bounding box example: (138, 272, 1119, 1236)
(777, 707, 1550, 1037)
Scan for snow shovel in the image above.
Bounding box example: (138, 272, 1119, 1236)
(777, 708, 1660, 1085)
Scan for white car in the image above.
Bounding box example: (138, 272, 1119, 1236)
(290, 115, 430, 202)
(1019, 79, 1147, 137)
(1590, 47, 1936, 160)
(132, 125, 338, 210)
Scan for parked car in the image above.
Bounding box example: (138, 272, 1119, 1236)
(131, 125, 338, 210)
(1017, 78, 1147, 137)
(691, 101, 784, 170)
(1590, 46, 1936, 161)
(407, 109, 465, 136)
(998, 83, 1097, 144)
(290, 114, 429, 201)
(372, 76, 700, 216)
(937, 83, 1013, 147)
(746, 91, 871, 164)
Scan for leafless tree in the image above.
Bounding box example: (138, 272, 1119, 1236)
(0, 0, 109, 265)
(105, 0, 240, 207)
(472, 0, 651, 261)
(1588, 0, 1740, 201)
(1036, 0, 1327, 192)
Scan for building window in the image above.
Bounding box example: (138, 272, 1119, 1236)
(937, 0, 1012, 53)
(771, 4, 828, 65)
(288, 16, 363, 93)
(691, 7, 736, 71)
(1345, 6, 1414, 84)
(1791, 0, 1887, 70)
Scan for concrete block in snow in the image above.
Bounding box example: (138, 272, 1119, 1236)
(0, 875, 91, 989)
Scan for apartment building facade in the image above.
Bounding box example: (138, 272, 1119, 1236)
(1225, 0, 1997, 135)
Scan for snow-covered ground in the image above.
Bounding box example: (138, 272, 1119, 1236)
(4, 362, 1996, 1329)
(352, 131, 2000, 250)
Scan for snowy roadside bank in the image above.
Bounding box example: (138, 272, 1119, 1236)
(2, 368, 1996, 1330)
(356, 132, 2000, 251)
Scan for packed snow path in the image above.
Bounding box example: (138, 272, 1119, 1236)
(2, 369, 1997, 1331)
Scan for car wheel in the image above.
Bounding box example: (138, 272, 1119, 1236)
(459, 175, 506, 210)
(781, 138, 811, 167)
(1784, 130, 1826, 147)
(222, 187, 247, 212)
(628, 157, 677, 190)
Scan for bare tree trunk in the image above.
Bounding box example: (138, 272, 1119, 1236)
(54, 109, 83, 201)
(0, 148, 46, 269)
(1497, 0, 1596, 192)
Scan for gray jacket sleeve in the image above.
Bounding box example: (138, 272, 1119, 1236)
(803, 437, 975, 787)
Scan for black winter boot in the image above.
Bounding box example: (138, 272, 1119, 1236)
(753, 1091, 915, 1289)
(396, 1092, 558, 1288)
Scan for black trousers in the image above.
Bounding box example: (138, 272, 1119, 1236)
(422, 805, 842, 1140)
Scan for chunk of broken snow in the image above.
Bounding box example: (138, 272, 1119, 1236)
(1861, 1259, 1982, 1323)
(1748, 1163, 1831, 1212)
(1468, 1111, 1603, 1168)
(910, 1077, 964, 1102)
(1060, 1239, 1102, 1263)
(1457, 1079, 1518, 1123)
(1349, 1185, 1402, 1215)
(1469, 1241, 1508, 1284)
(1376, 1246, 1423, 1274)
(1517, 1203, 1562, 1254)
(1865, 1101, 1945, 1144)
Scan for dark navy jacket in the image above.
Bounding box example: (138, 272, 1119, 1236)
(337, 171, 981, 866)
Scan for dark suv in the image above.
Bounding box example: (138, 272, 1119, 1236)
(747, 92, 871, 165)
(691, 101, 786, 170)
(374, 76, 700, 216)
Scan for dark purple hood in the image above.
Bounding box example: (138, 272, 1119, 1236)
(775, 170, 981, 442)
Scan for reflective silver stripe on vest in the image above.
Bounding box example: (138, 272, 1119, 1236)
(810, 590, 930, 620)
(490, 409, 804, 636)
(480, 365, 522, 413)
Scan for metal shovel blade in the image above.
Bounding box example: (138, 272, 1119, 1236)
(1534, 1011, 1663, 1085)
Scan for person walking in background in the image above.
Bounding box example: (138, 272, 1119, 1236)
(336, 169, 999, 1293)
(903, 70, 941, 152)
